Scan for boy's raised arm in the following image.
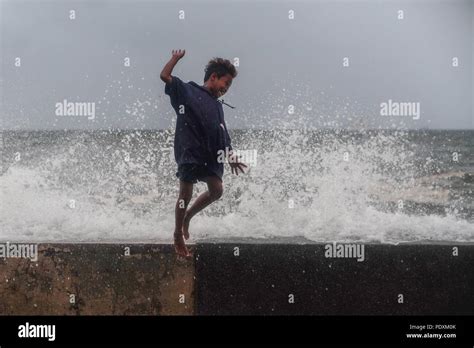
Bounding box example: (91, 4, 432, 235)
(160, 49, 186, 84)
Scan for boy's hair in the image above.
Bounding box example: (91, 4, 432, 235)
(204, 57, 238, 82)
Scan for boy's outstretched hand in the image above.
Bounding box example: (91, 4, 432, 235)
(228, 154, 248, 176)
(160, 49, 185, 83)
(172, 49, 186, 60)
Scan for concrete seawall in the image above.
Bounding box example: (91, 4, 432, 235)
(0, 243, 472, 315)
(0, 244, 194, 315)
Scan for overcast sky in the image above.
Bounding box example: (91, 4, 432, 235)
(1, 0, 473, 130)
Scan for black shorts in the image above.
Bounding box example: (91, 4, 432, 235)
(176, 163, 218, 184)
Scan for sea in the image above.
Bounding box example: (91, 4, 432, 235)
(1, 129, 473, 244)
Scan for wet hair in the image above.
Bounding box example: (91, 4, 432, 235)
(204, 57, 238, 82)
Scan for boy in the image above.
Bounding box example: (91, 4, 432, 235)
(160, 49, 247, 257)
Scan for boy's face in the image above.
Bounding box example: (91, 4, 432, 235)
(208, 73, 233, 98)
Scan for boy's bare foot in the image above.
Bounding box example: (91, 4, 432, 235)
(182, 214, 191, 240)
(174, 231, 192, 257)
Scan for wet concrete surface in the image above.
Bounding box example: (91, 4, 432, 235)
(195, 243, 474, 315)
(0, 243, 472, 315)
(0, 244, 194, 315)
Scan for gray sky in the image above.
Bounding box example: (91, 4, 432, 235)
(1, 0, 473, 130)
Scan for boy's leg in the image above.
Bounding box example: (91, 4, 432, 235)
(174, 180, 193, 256)
(183, 175, 223, 239)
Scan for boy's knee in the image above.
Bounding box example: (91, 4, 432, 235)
(209, 186, 223, 200)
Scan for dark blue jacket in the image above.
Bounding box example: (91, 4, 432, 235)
(165, 75, 233, 179)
